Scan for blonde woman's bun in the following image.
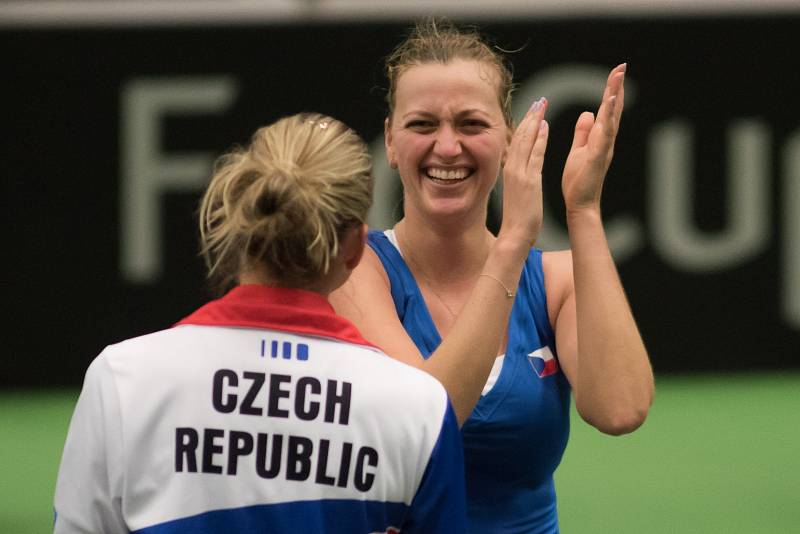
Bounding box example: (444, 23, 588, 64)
(199, 113, 373, 291)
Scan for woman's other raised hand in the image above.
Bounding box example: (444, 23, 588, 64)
(561, 63, 626, 215)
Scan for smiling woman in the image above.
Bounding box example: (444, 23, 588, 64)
(330, 17, 655, 533)
(386, 60, 508, 223)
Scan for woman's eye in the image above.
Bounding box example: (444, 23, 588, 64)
(461, 120, 488, 133)
(406, 120, 435, 131)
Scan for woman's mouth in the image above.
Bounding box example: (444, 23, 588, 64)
(424, 167, 474, 183)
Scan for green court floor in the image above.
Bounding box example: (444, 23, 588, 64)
(2, 373, 798, 533)
(555, 373, 800, 533)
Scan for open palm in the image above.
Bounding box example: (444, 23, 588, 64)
(561, 64, 626, 214)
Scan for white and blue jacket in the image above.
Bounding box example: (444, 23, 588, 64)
(54, 284, 466, 533)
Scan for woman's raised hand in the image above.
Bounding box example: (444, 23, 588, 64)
(561, 63, 626, 215)
(499, 97, 549, 249)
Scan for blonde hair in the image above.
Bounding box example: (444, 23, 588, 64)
(199, 113, 373, 292)
(385, 17, 515, 127)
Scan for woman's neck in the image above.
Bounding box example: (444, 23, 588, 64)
(237, 270, 336, 297)
(395, 211, 493, 285)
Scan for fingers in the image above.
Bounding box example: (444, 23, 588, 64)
(573, 63, 625, 159)
(601, 63, 626, 104)
(501, 98, 548, 247)
(613, 64, 626, 122)
(528, 119, 549, 176)
(570, 111, 595, 150)
(595, 63, 626, 136)
(566, 63, 625, 154)
(506, 97, 548, 171)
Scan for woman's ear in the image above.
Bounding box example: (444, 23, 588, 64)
(385, 117, 397, 169)
(343, 223, 368, 270)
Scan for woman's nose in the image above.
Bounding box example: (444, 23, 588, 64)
(433, 125, 462, 159)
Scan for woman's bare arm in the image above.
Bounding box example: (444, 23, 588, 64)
(545, 64, 654, 435)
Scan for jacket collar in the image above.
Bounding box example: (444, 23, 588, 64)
(176, 284, 375, 348)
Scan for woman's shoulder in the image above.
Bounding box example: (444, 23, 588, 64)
(541, 249, 573, 272)
(353, 241, 391, 285)
(522, 248, 572, 284)
(539, 249, 575, 321)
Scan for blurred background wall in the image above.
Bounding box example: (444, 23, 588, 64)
(2, 3, 800, 533)
(2, 0, 799, 386)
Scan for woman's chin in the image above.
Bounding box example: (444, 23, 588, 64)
(420, 197, 482, 222)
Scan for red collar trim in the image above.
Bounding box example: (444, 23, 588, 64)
(175, 285, 376, 349)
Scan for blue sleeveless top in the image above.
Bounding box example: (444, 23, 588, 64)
(368, 230, 571, 533)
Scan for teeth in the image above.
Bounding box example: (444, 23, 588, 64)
(427, 168, 470, 181)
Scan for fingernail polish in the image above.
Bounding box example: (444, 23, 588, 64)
(531, 97, 543, 112)
(539, 119, 548, 131)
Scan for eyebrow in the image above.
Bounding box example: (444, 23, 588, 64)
(401, 108, 492, 120)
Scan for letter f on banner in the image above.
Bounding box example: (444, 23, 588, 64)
(120, 76, 238, 284)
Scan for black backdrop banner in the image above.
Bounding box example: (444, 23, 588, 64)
(3, 16, 799, 386)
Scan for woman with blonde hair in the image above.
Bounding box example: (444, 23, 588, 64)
(54, 113, 468, 533)
(331, 19, 655, 533)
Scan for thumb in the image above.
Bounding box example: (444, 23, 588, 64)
(571, 111, 595, 150)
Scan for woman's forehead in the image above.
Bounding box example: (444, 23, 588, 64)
(394, 60, 502, 112)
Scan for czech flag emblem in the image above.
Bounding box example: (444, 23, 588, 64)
(527, 346, 559, 378)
